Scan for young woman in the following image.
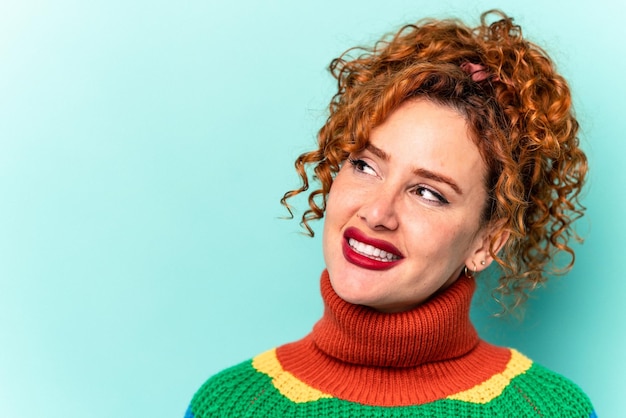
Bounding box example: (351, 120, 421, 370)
(185, 10, 595, 417)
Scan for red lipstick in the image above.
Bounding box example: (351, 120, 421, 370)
(342, 227, 404, 271)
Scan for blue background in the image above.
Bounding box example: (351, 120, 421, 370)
(0, 0, 621, 416)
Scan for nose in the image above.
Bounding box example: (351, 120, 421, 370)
(357, 187, 400, 231)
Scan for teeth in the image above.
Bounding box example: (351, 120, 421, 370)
(348, 238, 400, 262)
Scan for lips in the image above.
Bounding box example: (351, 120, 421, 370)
(342, 227, 404, 271)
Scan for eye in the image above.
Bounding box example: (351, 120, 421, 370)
(414, 186, 449, 205)
(348, 158, 377, 176)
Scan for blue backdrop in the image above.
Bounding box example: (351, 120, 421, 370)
(0, 0, 620, 416)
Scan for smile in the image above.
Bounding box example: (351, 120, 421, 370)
(342, 227, 404, 271)
(347, 238, 400, 262)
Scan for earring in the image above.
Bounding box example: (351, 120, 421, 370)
(480, 260, 486, 266)
(463, 265, 474, 278)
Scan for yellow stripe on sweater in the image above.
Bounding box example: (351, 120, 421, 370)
(252, 348, 333, 403)
(446, 349, 533, 404)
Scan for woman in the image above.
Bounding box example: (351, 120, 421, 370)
(186, 10, 595, 417)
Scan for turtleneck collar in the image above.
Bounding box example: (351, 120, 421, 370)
(275, 270, 511, 406)
(311, 270, 479, 368)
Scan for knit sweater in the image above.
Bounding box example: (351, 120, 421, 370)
(185, 271, 595, 417)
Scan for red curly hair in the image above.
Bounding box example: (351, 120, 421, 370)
(281, 10, 587, 310)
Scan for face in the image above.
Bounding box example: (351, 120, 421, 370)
(322, 99, 496, 312)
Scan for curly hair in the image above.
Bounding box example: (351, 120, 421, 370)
(281, 10, 587, 310)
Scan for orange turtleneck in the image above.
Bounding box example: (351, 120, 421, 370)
(276, 270, 511, 406)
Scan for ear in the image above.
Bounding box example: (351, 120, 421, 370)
(464, 221, 510, 274)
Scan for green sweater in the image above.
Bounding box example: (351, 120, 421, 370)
(185, 272, 595, 417)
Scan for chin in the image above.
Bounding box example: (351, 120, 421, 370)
(328, 268, 384, 307)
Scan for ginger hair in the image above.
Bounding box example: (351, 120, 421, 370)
(281, 10, 587, 310)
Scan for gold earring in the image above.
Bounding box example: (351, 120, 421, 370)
(463, 265, 474, 278)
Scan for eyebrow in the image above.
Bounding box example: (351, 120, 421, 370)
(413, 168, 463, 196)
(366, 143, 464, 196)
(366, 143, 390, 161)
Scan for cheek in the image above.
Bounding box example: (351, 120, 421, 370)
(442, 220, 483, 258)
(323, 181, 347, 237)
(322, 182, 351, 266)
(325, 173, 357, 222)
(403, 215, 477, 257)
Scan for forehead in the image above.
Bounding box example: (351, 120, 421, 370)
(369, 99, 473, 154)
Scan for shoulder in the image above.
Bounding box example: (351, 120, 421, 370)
(185, 350, 284, 418)
(444, 347, 595, 416)
(505, 350, 595, 417)
(186, 358, 258, 417)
